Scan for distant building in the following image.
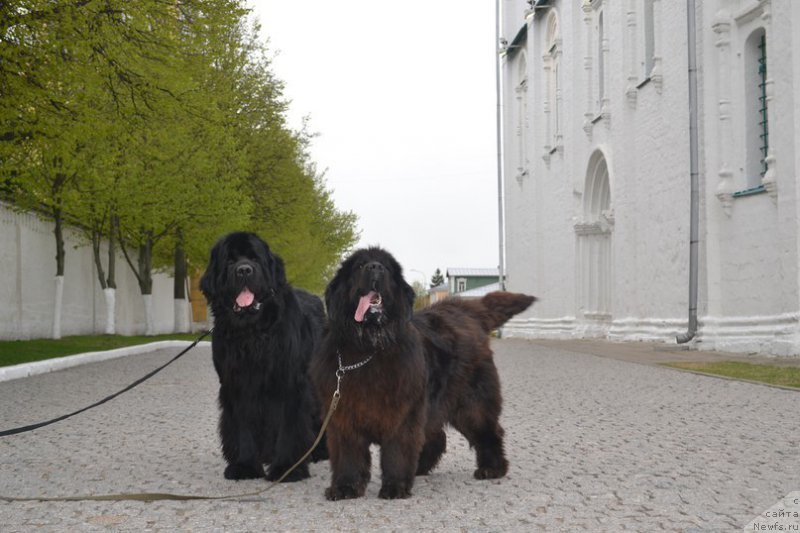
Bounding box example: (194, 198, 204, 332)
(500, 0, 800, 356)
(456, 282, 503, 299)
(429, 283, 450, 304)
(447, 268, 500, 297)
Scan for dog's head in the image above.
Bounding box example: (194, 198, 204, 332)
(325, 247, 415, 343)
(200, 232, 286, 325)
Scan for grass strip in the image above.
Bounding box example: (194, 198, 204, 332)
(0, 333, 203, 368)
(663, 361, 800, 389)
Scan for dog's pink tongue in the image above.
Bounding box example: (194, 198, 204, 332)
(354, 291, 376, 322)
(236, 288, 255, 308)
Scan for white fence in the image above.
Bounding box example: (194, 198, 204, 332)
(0, 203, 188, 340)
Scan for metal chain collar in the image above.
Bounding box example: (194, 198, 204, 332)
(334, 350, 374, 407)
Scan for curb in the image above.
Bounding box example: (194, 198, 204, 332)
(0, 341, 212, 384)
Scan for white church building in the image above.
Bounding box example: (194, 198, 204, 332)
(500, 0, 800, 356)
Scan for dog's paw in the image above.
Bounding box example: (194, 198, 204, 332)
(224, 463, 265, 480)
(473, 464, 508, 480)
(325, 484, 364, 501)
(266, 463, 309, 483)
(378, 483, 412, 500)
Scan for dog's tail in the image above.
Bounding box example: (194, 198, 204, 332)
(475, 291, 536, 332)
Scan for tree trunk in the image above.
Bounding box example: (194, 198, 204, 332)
(91, 227, 116, 335)
(138, 234, 155, 335)
(53, 276, 64, 340)
(91, 228, 108, 290)
(174, 229, 187, 299)
(143, 293, 155, 336)
(118, 226, 155, 335)
(105, 215, 118, 334)
(103, 288, 116, 335)
(173, 229, 190, 333)
(107, 215, 118, 290)
(52, 207, 65, 339)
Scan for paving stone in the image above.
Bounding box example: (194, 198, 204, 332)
(0, 339, 797, 531)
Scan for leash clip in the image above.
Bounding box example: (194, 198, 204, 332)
(333, 368, 344, 409)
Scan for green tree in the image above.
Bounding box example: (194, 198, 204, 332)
(0, 1, 123, 337)
(1, 0, 358, 337)
(108, 0, 251, 333)
(430, 268, 445, 288)
(1, 1, 251, 336)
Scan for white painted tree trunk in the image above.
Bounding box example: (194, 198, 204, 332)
(143, 294, 155, 336)
(103, 288, 116, 335)
(173, 298, 190, 333)
(52, 275, 64, 339)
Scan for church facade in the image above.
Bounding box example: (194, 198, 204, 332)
(500, 0, 800, 355)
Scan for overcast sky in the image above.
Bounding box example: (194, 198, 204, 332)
(249, 0, 501, 288)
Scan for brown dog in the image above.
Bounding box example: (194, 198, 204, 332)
(311, 246, 535, 500)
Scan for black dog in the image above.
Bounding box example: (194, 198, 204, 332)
(311, 246, 535, 500)
(200, 231, 327, 481)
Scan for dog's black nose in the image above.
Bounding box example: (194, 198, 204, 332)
(236, 264, 253, 277)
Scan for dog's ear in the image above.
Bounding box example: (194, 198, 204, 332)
(324, 263, 347, 324)
(269, 253, 287, 288)
(199, 240, 222, 300)
(252, 235, 287, 289)
(388, 254, 416, 321)
(399, 275, 416, 321)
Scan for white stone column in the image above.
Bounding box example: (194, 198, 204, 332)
(515, 79, 529, 184)
(542, 53, 552, 162)
(713, 12, 734, 215)
(625, 0, 638, 107)
(553, 40, 564, 153)
(582, 0, 594, 138)
(600, 1, 611, 127)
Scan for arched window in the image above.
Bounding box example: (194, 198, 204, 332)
(575, 150, 614, 322)
(712, 2, 774, 209)
(584, 154, 611, 221)
(584, 0, 610, 129)
(546, 12, 562, 152)
(744, 28, 768, 189)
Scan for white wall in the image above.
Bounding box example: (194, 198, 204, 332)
(697, 0, 800, 355)
(500, 0, 800, 356)
(0, 203, 186, 339)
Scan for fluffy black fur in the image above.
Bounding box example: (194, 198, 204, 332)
(311, 246, 536, 500)
(200, 231, 327, 482)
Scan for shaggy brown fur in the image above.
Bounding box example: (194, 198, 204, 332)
(311, 247, 535, 500)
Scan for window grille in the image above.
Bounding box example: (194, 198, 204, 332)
(757, 33, 768, 177)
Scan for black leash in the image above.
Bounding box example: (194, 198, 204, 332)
(0, 329, 212, 438)
(0, 337, 374, 503)
(0, 390, 338, 502)
(0, 348, 364, 503)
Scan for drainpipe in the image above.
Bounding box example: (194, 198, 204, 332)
(495, 0, 506, 291)
(677, 0, 699, 344)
